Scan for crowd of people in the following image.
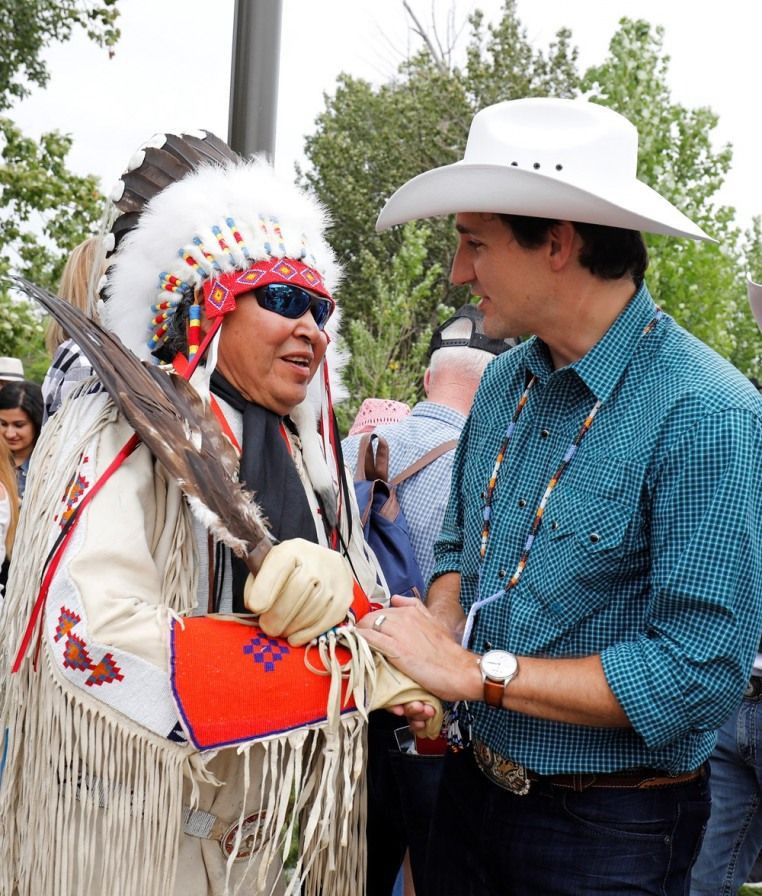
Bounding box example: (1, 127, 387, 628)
(0, 97, 760, 896)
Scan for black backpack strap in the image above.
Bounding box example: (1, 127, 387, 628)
(389, 439, 458, 487)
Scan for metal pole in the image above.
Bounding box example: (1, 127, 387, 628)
(228, 0, 283, 159)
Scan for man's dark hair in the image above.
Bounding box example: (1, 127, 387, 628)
(499, 214, 649, 286)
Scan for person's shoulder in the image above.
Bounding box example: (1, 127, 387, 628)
(658, 322, 761, 418)
(340, 431, 361, 469)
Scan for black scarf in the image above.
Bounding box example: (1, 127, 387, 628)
(210, 371, 318, 611)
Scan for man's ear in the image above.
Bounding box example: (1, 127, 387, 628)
(423, 366, 431, 396)
(547, 221, 577, 271)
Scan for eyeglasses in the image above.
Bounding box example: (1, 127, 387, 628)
(254, 283, 335, 331)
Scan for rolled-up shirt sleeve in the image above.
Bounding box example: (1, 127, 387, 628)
(602, 408, 762, 749)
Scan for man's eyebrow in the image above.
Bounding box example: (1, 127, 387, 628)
(456, 214, 497, 236)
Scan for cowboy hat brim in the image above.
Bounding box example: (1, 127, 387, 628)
(375, 162, 714, 242)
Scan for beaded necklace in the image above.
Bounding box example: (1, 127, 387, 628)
(460, 309, 662, 650)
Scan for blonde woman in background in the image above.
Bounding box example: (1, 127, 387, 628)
(0, 441, 19, 594)
(41, 235, 105, 421)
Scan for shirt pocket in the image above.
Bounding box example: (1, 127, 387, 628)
(525, 486, 635, 629)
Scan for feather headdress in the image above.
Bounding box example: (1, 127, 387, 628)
(100, 132, 347, 521)
(103, 155, 342, 360)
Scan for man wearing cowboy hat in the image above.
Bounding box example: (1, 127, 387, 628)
(359, 97, 762, 894)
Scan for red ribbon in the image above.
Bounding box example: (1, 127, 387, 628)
(12, 433, 141, 673)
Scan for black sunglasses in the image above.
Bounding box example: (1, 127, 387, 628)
(254, 283, 335, 331)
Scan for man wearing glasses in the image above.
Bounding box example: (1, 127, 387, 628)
(0, 139, 414, 896)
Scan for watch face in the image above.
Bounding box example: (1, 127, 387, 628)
(481, 650, 517, 682)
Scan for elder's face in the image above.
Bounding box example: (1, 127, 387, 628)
(213, 291, 329, 415)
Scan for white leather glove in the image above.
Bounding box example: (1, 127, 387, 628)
(244, 538, 355, 646)
(371, 653, 444, 741)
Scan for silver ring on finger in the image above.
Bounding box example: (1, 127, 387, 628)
(372, 613, 387, 632)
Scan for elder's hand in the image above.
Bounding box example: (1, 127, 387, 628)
(244, 538, 354, 646)
(371, 653, 443, 740)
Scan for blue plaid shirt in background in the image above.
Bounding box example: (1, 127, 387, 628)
(434, 284, 762, 775)
(343, 401, 466, 585)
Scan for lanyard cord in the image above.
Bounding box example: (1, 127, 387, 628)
(460, 309, 663, 650)
(461, 387, 601, 649)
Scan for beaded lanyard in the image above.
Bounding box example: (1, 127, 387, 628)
(461, 310, 663, 650)
(461, 309, 662, 650)
(447, 310, 663, 749)
(460, 380, 601, 649)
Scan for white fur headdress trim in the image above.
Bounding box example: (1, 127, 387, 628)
(103, 157, 342, 360)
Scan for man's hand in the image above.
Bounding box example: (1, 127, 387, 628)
(426, 571, 467, 641)
(244, 538, 354, 646)
(359, 597, 632, 728)
(357, 595, 482, 704)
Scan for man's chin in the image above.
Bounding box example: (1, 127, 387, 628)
(482, 316, 521, 343)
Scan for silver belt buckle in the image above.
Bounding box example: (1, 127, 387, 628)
(473, 739, 531, 796)
(221, 811, 267, 861)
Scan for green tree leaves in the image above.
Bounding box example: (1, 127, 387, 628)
(0, 1, 116, 376)
(0, 0, 119, 111)
(337, 222, 442, 431)
(584, 19, 755, 370)
(303, 1, 580, 417)
(303, 6, 759, 415)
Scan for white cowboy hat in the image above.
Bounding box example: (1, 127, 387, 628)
(376, 97, 712, 242)
(747, 277, 762, 333)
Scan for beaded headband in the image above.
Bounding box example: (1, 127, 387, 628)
(104, 153, 341, 363)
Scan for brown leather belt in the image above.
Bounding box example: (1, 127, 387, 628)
(527, 767, 704, 790)
(473, 739, 704, 796)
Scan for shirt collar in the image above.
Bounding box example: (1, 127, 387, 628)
(410, 400, 467, 429)
(524, 282, 659, 401)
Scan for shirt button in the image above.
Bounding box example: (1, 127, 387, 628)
(540, 428, 550, 438)
(589, 532, 601, 544)
(498, 569, 506, 578)
(550, 520, 559, 531)
(517, 497, 527, 508)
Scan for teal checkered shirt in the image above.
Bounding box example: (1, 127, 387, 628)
(433, 284, 762, 774)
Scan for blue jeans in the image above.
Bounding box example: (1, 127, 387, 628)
(425, 748, 710, 896)
(691, 694, 762, 895)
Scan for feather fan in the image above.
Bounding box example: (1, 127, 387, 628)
(16, 276, 272, 574)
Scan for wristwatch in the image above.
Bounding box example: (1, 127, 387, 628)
(479, 649, 518, 708)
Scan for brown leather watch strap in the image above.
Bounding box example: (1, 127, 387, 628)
(483, 678, 505, 708)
